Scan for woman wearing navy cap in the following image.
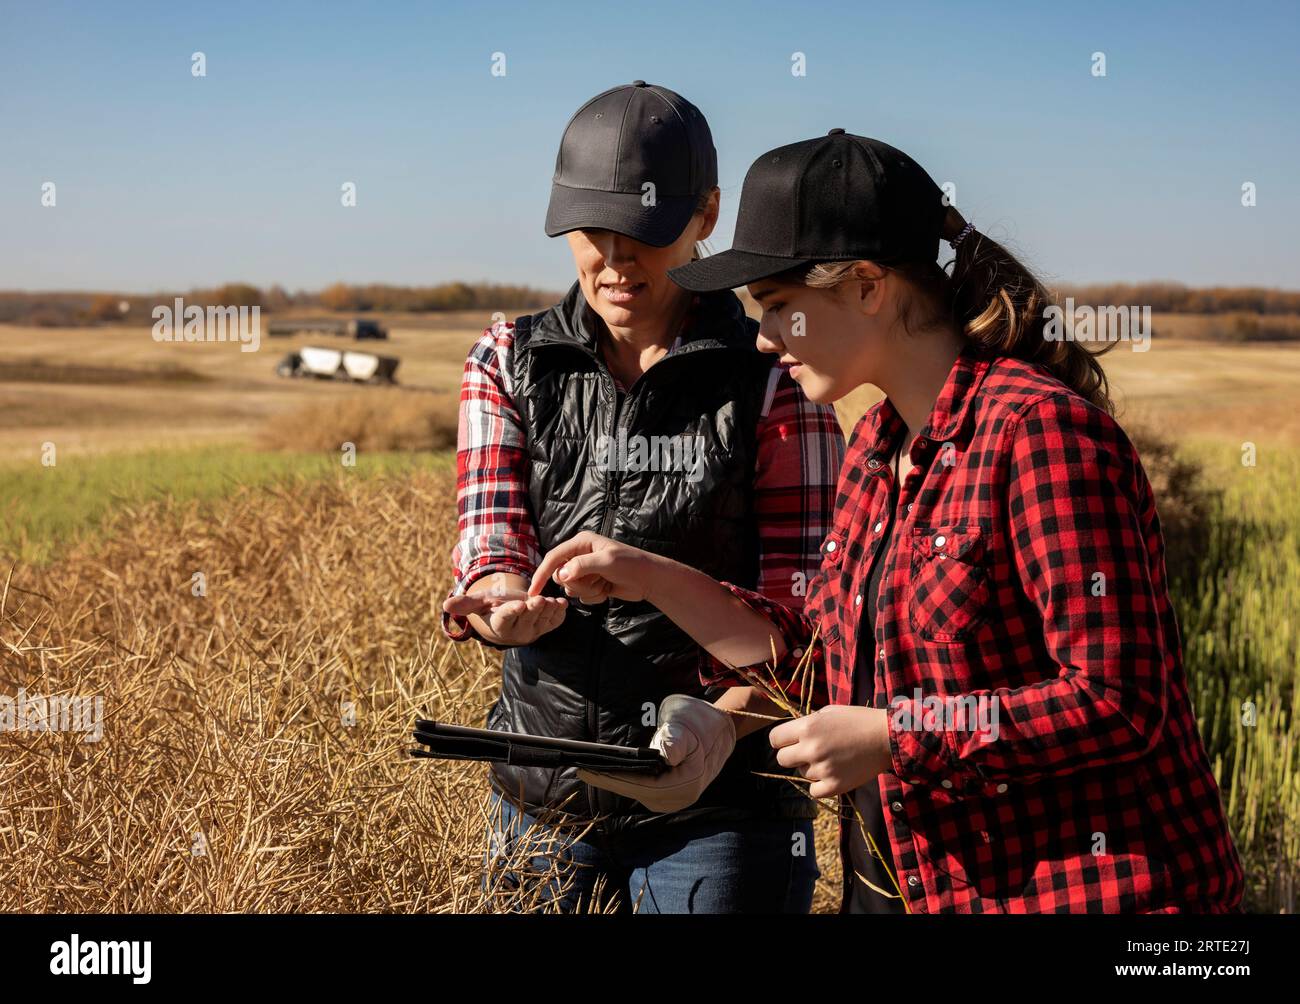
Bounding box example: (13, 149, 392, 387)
(533, 130, 1245, 913)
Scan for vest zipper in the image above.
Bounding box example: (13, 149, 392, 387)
(598, 385, 632, 537)
(528, 334, 704, 824)
(590, 370, 634, 821)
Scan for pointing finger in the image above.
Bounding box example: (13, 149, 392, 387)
(530, 537, 595, 596)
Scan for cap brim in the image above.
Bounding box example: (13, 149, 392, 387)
(545, 185, 697, 248)
(667, 249, 815, 292)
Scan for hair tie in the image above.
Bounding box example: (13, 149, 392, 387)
(948, 221, 976, 250)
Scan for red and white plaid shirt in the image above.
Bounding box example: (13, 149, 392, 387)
(443, 315, 845, 640)
(703, 342, 1245, 913)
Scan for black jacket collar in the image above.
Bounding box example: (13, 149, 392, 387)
(526, 280, 756, 357)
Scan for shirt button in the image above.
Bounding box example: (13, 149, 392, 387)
(890, 801, 903, 812)
(914, 438, 927, 449)
(907, 875, 920, 888)
(792, 648, 804, 659)
(867, 458, 881, 469)
(878, 647, 885, 660)
(855, 594, 862, 606)
(906, 503, 914, 512)
(933, 534, 947, 549)
(941, 779, 953, 789)
(996, 783, 1008, 793)
(873, 521, 883, 533)
(825, 540, 836, 552)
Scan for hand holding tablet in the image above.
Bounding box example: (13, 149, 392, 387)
(411, 694, 737, 814)
(575, 695, 737, 813)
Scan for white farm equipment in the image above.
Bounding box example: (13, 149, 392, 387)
(275, 345, 400, 384)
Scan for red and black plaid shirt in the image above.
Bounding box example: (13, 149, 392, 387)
(703, 342, 1245, 913)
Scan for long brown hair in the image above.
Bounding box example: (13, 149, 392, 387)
(792, 207, 1114, 414)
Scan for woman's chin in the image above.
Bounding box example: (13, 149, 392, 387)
(590, 299, 640, 329)
(792, 369, 836, 405)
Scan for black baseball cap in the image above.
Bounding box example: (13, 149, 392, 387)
(669, 129, 946, 291)
(544, 81, 717, 248)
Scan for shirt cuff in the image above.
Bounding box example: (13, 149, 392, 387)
(886, 697, 991, 794)
(441, 561, 535, 647)
(697, 581, 819, 701)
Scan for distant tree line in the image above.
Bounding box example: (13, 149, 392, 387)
(0, 281, 562, 326)
(316, 282, 558, 312)
(1053, 282, 1300, 315)
(2, 280, 1299, 327)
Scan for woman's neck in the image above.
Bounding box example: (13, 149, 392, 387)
(592, 291, 693, 388)
(877, 322, 966, 436)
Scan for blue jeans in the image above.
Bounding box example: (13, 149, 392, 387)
(483, 790, 819, 914)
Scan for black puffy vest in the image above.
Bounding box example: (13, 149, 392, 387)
(487, 281, 814, 833)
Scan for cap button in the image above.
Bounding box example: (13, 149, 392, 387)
(632, 80, 647, 87)
(828, 127, 846, 135)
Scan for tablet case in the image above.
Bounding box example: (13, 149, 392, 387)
(410, 719, 668, 774)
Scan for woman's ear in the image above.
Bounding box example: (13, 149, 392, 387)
(695, 187, 721, 242)
(850, 260, 888, 316)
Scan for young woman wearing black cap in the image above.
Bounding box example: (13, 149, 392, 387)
(531, 131, 1245, 913)
(440, 86, 845, 913)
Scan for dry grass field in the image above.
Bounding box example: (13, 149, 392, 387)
(2, 313, 1298, 913)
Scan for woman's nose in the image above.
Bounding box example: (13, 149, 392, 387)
(605, 235, 637, 268)
(755, 320, 783, 355)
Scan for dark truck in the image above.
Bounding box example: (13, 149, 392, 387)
(267, 318, 388, 340)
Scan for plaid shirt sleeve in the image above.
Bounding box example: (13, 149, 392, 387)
(888, 391, 1172, 789)
(752, 365, 845, 608)
(698, 365, 843, 706)
(440, 321, 542, 643)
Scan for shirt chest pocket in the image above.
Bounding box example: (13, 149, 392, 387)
(907, 525, 990, 642)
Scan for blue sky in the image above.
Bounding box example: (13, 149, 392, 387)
(2, 0, 1297, 292)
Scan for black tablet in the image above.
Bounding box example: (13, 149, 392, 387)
(410, 719, 668, 774)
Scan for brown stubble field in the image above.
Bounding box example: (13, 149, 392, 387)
(0, 312, 493, 460)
